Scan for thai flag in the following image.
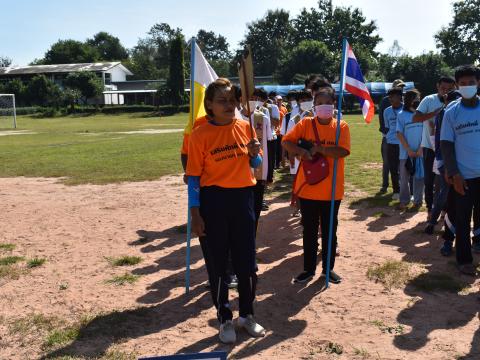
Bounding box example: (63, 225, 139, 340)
(342, 41, 374, 123)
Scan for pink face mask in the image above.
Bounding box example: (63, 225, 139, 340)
(314, 104, 334, 119)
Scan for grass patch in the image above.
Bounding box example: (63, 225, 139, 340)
(367, 260, 414, 290)
(1, 113, 185, 185)
(0, 264, 24, 279)
(27, 257, 46, 268)
(0, 256, 24, 265)
(0, 243, 15, 251)
(370, 320, 405, 334)
(9, 313, 61, 335)
(105, 273, 140, 286)
(409, 272, 468, 293)
(107, 256, 142, 267)
(324, 342, 344, 355)
(43, 326, 80, 349)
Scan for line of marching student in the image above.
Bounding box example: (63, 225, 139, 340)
(379, 64, 480, 277)
(180, 74, 350, 344)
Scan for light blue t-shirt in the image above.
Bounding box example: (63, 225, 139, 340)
(417, 94, 443, 149)
(396, 109, 424, 160)
(440, 99, 480, 179)
(383, 105, 402, 145)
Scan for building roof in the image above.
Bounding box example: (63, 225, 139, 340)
(0, 62, 133, 76)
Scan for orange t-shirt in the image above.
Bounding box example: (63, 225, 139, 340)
(180, 116, 209, 155)
(282, 117, 350, 200)
(277, 105, 288, 135)
(186, 119, 258, 188)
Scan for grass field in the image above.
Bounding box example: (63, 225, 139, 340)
(0, 113, 385, 192)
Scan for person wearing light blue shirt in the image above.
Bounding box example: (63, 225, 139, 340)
(396, 89, 425, 208)
(440, 65, 480, 275)
(413, 77, 456, 216)
(383, 87, 403, 198)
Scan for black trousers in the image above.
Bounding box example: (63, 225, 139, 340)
(200, 186, 257, 323)
(423, 148, 436, 211)
(300, 198, 341, 274)
(386, 143, 400, 193)
(253, 180, 266, 233)
(275, 135, 283, 168)
(451, 178, 480, 265)
(381, 137, 389, 189)
(267, 140, 275, 182)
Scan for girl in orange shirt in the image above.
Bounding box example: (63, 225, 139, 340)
(186, 78, 265, 344)
(282, 87, 350, 284)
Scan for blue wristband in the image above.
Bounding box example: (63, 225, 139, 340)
(187, 176, 200, 208)
(250, 154, 262, 168)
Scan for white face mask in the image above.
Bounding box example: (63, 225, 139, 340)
(458, 85, 478, 99)
(247, 100, 258, 112)
(290, 100, 297, 108)
(314, 104, 335, 119)
(256, 100, 265, 108)
(300, 100, 313, 112)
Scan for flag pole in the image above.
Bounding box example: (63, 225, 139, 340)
(240, 56, 255, 139)
(185, 37, 196, 294)
(325, 37, 348, 288)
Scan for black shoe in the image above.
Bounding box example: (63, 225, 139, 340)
(379, 187, 387, 194)
(293, 271, 314, 284)
(227, 275, 238, 289)
(424, 224, 434, 235)
(322, 270, 342, 284)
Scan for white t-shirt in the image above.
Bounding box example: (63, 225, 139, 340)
(417, 94, 443, 149)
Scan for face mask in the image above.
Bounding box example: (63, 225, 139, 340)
(290, 100, 297, 108)
(315, 104, 334, 119)
(300, 101, 313, 112)
(458, 85, 478, 99)
(256, 100, 265, 108)
(247, 101, 258, 112)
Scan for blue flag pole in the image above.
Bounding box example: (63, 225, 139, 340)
(325, 37, 348, 288)
(185, 37, 196, 294)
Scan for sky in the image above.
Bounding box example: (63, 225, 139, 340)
(0, 0, 454, 66)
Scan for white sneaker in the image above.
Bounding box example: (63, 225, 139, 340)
(392, 193, 400, 201)
(238, 315, 266, 337)
(219, 320, 236, 344)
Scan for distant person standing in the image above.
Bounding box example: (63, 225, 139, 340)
(413, 76, 456, 219)
(378, 79, 406, 193)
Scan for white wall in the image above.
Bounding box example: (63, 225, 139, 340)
(107, 65, 128, 82)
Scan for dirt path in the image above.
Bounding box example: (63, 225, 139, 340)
(0, 176, 479, 359)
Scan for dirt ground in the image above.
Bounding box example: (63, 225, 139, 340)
(0, 176, 479, 360)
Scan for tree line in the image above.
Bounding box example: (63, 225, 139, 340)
(1, 0, 479, 107)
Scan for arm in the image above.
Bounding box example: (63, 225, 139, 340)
(311, 145, 349, 159)
(188, 176, 205, 237)
(379, 98, 389, 134)
(441, 140, 468, 195)
(397, 132, 418, 158)
(412, 110, 442, 123)
(282, 140, 312, 161)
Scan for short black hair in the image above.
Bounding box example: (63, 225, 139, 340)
(437, 76, 456, 85)
(403, 89, 421, 109)
(268, 91, 277, 98)
(297, 89, 313, 101)
(304, 74, 321, 88)
(311, 77, 332, 93)
(286, 90, 298, 101)
(454, 65, 480, 82)
(314, 86, 335, 101)
(387, 87, 403, 97)
(253, 87, 268, 101)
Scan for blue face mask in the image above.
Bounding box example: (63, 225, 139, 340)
(458, 85, 478, 99)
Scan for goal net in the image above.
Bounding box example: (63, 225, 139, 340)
(0, 94, 17, 129)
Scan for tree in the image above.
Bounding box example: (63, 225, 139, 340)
(435, 0, 480, 67)
(125, 39, 162, 80)
(196, 30, 232, 77)
(0, 56, 12, 67)
(277, 40, 336, 83)
(236, 9, 293, 76)
(1, 79, 27, 106)
(148, 23, 183, 71)
(86, 32, 129, 61)
(41, 40, 99, 64)
(166, 35, 185, 106)
(63, 72, 103, 104)
(26, 75, 63, 106)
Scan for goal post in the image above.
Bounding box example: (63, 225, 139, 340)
(0, 94, 17, 129)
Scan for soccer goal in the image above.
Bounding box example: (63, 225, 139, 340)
(0, 94, 17, 129)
